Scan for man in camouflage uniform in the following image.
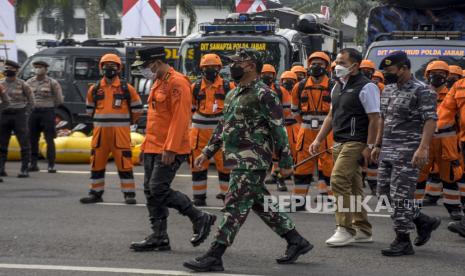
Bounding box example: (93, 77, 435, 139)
(183, 48, 312, 272)
(371, 51, 441, 257)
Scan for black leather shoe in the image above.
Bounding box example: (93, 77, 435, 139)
(381, 233, 414, 257)
(183, 254, 224, 272)
(80, 193, 103, 204)
(130, 233, 171, 252)
(413, 213, 441, 246)
(191, 212, 216, 247)
(17, 169, 29, 178)
(276, 237, 313, 264)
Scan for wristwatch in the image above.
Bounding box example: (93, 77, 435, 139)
(367, 144, 375, 150)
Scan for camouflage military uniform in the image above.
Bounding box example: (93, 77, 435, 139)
(203, 79, 295, 246)
(378, 78, 437, 233)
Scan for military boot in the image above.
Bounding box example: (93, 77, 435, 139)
(183, 242, 226, 272)
(79, 191, 103, 204)
(130, 219, 170, 252)
(190, 211, 217, 247)
(413, 213, 441, 246)
(448, 216, 465, 238)
(381, 232, 414, 257)
(29, 160, 40, 172)
(276, 229, 313, 264)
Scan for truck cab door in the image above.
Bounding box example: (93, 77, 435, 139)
(72, 57, 101, 118)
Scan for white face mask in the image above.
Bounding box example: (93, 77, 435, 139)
(140, 67, 155, 80)
(335, 64, 352, 78)
(34, 67, 47, 76)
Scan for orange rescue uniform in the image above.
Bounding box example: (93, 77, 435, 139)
(86, 77, 142, 194)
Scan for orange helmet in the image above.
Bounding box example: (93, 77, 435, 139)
(99, 53, 122, 69)
(425, 60, 449, 77)
(307, 52, 331, 70)
(291, 65, 306, 75)
(360, 60, 376, 71)
(262, 64, 276, 75)
(448, 65, 463, 77)
(373, 70, 384, 82)
(200, 53, 222, 68)
(280, 71, 297, 81)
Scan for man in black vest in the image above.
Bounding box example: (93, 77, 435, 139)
(310, 48, 380, 247)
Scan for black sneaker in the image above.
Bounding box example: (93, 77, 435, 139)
(276, 237, 313, 264)
(191, 212, 216, 247)
(381, 233, 414, 257)
(124, 193, 137, 205)
(80, 193, 103, 204)
(130, 233, 171, 252)
(183, 254, 224, 272)
(47, 166, 57, 173)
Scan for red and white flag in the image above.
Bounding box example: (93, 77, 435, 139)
(236, 0, 267, 13)
(321, 5, 330, 20)
(0, 0, 17, 61)
(122, 0, 161, 38)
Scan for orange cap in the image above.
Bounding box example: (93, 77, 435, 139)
(307, 52, 331, 70)
(262, 64, 276, 74)
(373, 70, 384, 82)
(425, 60, 449, 77)
(360, 60, 376, 70)
(291, 65, 306, 75)
(448, 65, 463, 77)
(99, 53, 122, 69)
(280, 71, 297, 81)
(200, 53, 222, 68)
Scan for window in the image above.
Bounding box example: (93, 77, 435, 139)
(74, 58, 100, 81)
(165, 19, 176, 36)
(16, 18, 26, 33)
(104, 19, 119, 35)
(42, 17, 56, 34)
(73, 18, 86, 35)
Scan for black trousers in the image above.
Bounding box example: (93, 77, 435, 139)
(143, 153, 194, 227)
(29, 108, 56, 165)
(0, 110, 30, 170)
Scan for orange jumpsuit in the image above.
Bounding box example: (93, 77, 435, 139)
(190, 77, 234, 200)
(416, 86, 463, 210)
(86, 77, 142, 195)
(431, 80, 465, 206)
(291, 76, 333, 196)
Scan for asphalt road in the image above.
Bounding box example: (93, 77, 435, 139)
(0, 161, 464, 276)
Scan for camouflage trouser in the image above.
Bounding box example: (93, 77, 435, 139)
(214, 169, 295, 246)
(378, 159, 421, 233)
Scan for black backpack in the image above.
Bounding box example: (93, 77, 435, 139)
(192, 79, 232, 111)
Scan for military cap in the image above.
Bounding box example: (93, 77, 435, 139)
(379, 51, 409, 70)
(228, 48, 262, 63)
(2, 59, 20, 69)
(32, 60, 50, 67)
(132, 46, 166, 67)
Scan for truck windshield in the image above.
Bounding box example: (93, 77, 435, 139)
(21, 56, 66, 80)
(366, 45, 465, 81)
(179, 41, 287, 81)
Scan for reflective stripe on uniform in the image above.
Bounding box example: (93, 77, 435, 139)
(93, 122, 131, 127)
(193, 180, 207, 195)
(219, 180, 229, 193)
(425, 181, 442, 196)
(443, 188, 461, 204)
(458, 182, 465, 196)
(93, 113, 131, 119)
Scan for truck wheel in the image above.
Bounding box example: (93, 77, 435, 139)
(55, 109, 72, 127)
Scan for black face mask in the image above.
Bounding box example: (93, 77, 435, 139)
(103, 67, 118, 79)
(230, 65, 245, 82)
(282, 81, 295, 91)
(308, 64, 326, 77)
(446, 78, 459, 89)
(384, 72, 399, 85)
(202, 68, 219, 82)
(4, 70, 16, 77)
(261, 75, 274, 86)
(297, 76, 305, 82)
(429, 74, 446, 88)
(361, 70, 373, 80)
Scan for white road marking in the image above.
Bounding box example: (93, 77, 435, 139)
(96, 202, 391, 218)
(0, 263, 261, 276)
(39, 170, 218, 178)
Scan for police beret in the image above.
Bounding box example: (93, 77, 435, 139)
(228, 48, 262, 63)
(379, 51, 409, 70)
(32, 60, 49, 67)
(2, 59, 20, 69)
(132, 46, 166, 67)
